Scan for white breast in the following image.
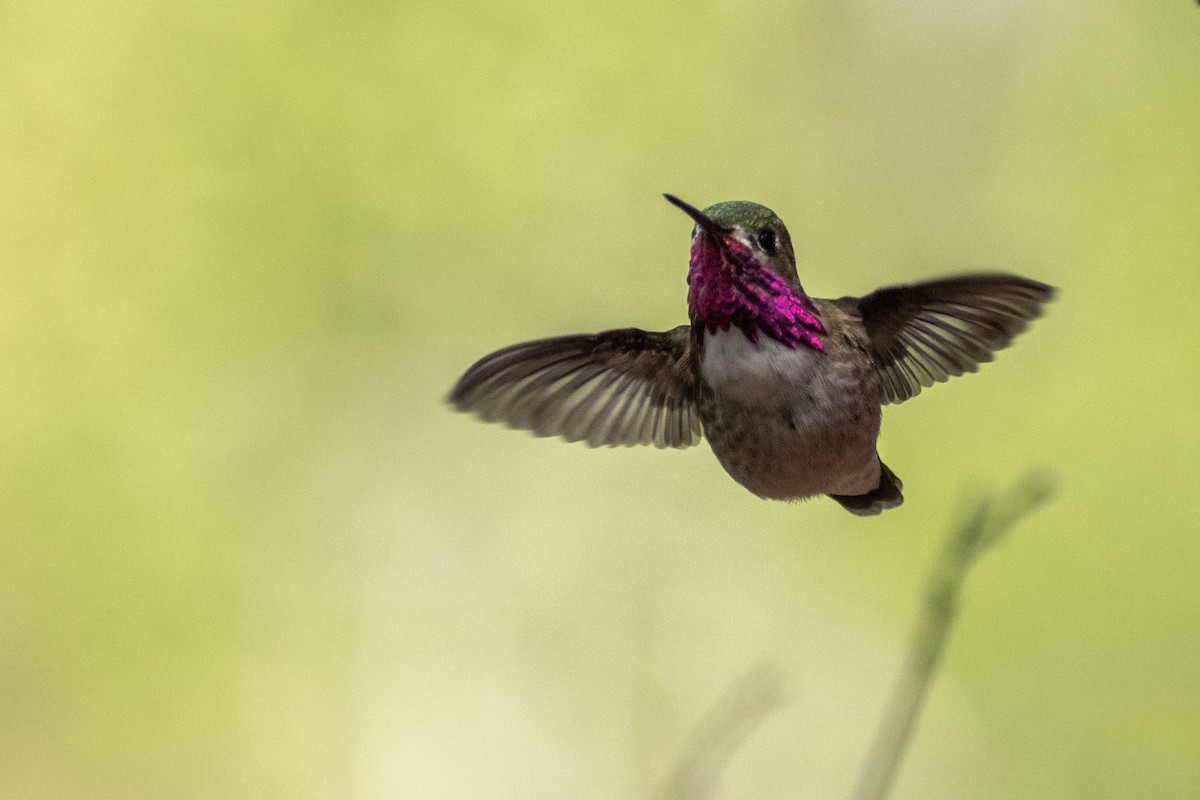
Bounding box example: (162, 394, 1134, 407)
(700, 328, 827, 409)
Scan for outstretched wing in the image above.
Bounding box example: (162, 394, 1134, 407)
(448, 325, 702, 448)
(852, 273, 1055, 404)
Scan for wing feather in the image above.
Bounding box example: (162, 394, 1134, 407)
(854, 274, 1055, 404)
(449, 325, 702, 448)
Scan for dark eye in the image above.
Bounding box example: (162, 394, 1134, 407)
(757, 228, 777, 254)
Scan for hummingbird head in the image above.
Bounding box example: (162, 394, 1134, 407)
(688, 200, 800, 283)
(664, 194, 825, 352)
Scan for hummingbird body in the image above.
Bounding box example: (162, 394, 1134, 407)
(449, 195, 1053, 516)
(698, 308, 884, 502)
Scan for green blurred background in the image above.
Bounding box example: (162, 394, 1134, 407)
(3, 1, 1199, 797)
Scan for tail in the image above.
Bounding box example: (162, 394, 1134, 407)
(829, 461, 904, 516)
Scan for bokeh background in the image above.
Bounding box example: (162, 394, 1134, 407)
(3, 1, 1199, 797)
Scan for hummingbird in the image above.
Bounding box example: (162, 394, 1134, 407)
(449, 195, 1054, 515)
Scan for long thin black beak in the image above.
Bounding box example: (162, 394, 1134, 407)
(663, 194, 729, 238)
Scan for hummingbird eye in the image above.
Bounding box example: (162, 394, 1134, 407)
(757, 228, 777, 254)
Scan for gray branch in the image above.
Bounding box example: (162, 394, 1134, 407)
(851, 470, 1057, 800)
(657, 662, 786, 800)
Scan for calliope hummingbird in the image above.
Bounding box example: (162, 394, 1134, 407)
(449, 195, 1053, 515)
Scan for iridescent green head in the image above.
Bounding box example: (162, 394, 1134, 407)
(664, 196, 799, 285)
(663, 194, 823, 351)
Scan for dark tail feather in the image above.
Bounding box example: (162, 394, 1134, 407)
(829, 462, 904, 516)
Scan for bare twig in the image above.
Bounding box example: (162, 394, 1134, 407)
(657, 662, 786, 800)
(851, 470, 1057, 800)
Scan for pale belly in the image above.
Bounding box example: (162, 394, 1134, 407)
(698, 329, 883, 500)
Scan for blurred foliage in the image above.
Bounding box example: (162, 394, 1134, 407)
(2, 1, 1198, 798)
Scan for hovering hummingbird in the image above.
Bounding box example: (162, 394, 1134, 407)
(449, 195, 1053, 515)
